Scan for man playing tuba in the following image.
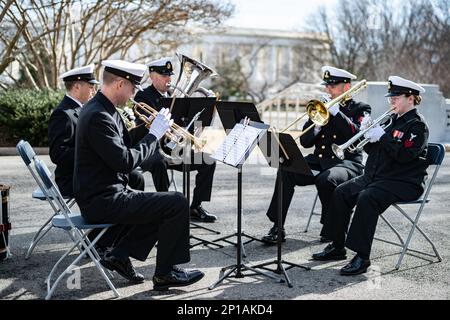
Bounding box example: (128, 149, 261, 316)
(134, 57, 218, 223)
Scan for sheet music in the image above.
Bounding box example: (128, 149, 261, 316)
(213, 121, 265, 167)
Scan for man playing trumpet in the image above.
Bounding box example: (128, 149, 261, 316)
(261, 66, 371, 244)
(313, 76, 428, 276)
(74, 60, 204, 290)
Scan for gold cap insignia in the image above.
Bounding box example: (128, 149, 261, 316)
(166, 62, 172, 70)
(324, 70, 330, 79)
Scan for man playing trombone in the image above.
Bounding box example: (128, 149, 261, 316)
(312, 76, 428, 276)
(261, 66, 371, 245)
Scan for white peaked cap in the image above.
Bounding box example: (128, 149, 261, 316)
(321, 66, 357, 80)
(387, 76, 425, 95)
(60, 64, 99, 84)
(146, 57, 173, 67)
(102, 60, 147, 90)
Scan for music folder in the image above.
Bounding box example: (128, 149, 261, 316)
(213, 119, 269, 168)
(259, 131, 313, 175)
(160, 97, 217, 130)
(215, 101, 263, 131)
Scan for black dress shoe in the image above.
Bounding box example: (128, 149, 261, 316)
(261, 225, 286, 245)
(153, 266, 205, 291)
(190, 205, 217, 223)
(100, 253, 145, 283)
(312, 243, 347, 261)
(340, 255, 371, 276)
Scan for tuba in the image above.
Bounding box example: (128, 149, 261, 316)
(168, 52, 218, 97)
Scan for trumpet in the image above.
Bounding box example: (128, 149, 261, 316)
(331, 107, 395, 159)
(281, 80, 368, 137)
(129, 98, 206, 151)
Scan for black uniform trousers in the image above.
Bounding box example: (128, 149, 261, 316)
(86, 190, 190, 275)
(266, 163, 360, 237)
(140, 150, 216, 208)
(90, 169, 145, 246)
(323, 175, 423, 258)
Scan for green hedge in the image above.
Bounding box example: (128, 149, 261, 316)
(0, 89, 64, 147)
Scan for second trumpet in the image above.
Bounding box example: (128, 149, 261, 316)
(129, 99, 206, 151)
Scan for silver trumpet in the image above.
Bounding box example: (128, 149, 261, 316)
(331, 107, 395, 160)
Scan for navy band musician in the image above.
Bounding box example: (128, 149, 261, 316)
(73, 59, 204, 290)
(261, 66, 372, 245)
(312, 76, 429, 276)
(134, 57, 217, 223)
(48, 65, 145, 254)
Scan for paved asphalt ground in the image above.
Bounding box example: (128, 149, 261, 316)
(0, 151, 449, 300)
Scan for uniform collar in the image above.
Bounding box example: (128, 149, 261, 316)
(151, 84, 168, 97)
(65, 94, 83, 108)
(96, 91, 116, 114)
(396, 108, 418, 122)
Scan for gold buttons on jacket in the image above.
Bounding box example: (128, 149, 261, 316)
(322, 145, 326, 150)
(333, 135, 337, 139)
(332, 156, 335, 159)
(318, 154, 323, 158)
(321, 135, 325, 139)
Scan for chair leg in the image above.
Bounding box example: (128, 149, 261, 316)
(46, 228, 119, 299)
(393, 204, 442, 269)
(25, 215, 54, 259)
(304, 193, 319, 233)
(378, 214, 405, 246)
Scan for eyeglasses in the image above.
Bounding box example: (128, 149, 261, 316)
(387, 95, 405, 104)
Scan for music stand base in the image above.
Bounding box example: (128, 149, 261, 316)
(190, 235, 224, 249)
(212, 232, 264, 258)
(252, 259, 310, 288)
(208, 263, 283, 290)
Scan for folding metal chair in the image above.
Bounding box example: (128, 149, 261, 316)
(375, 142, 444, 269)
(16, 140, 76, 259)
(33, 159, 119, 299)
(303, 192, 320, 233)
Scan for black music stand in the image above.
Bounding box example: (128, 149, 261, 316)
(252, 131, 311, 287)
(212, 101, 266, 252)
(209, 119, 281, 290)
(160, 97, 222, 249)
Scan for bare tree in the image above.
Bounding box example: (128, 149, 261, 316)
(303, 0, 450, 96)
(0, 0, 233, 90)
(0, 0, 27, 78)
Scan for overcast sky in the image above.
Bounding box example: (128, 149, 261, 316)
(226, 0, 338, 31)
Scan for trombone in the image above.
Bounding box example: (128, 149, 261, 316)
(331, 107, 395, 160)
(281, 80, 368, 137)
(129, 98, 206, 151)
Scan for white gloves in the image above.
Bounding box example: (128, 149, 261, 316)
(360, 114, 372, 131)
(328, 103, 340, 116)
(149, 108, 173, 140)
(364, 124, 385, 143)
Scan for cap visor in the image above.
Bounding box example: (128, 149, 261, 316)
(135, 84, 144, 92)
(384, 92, 402, 97)
(89, 79, 100, 85)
